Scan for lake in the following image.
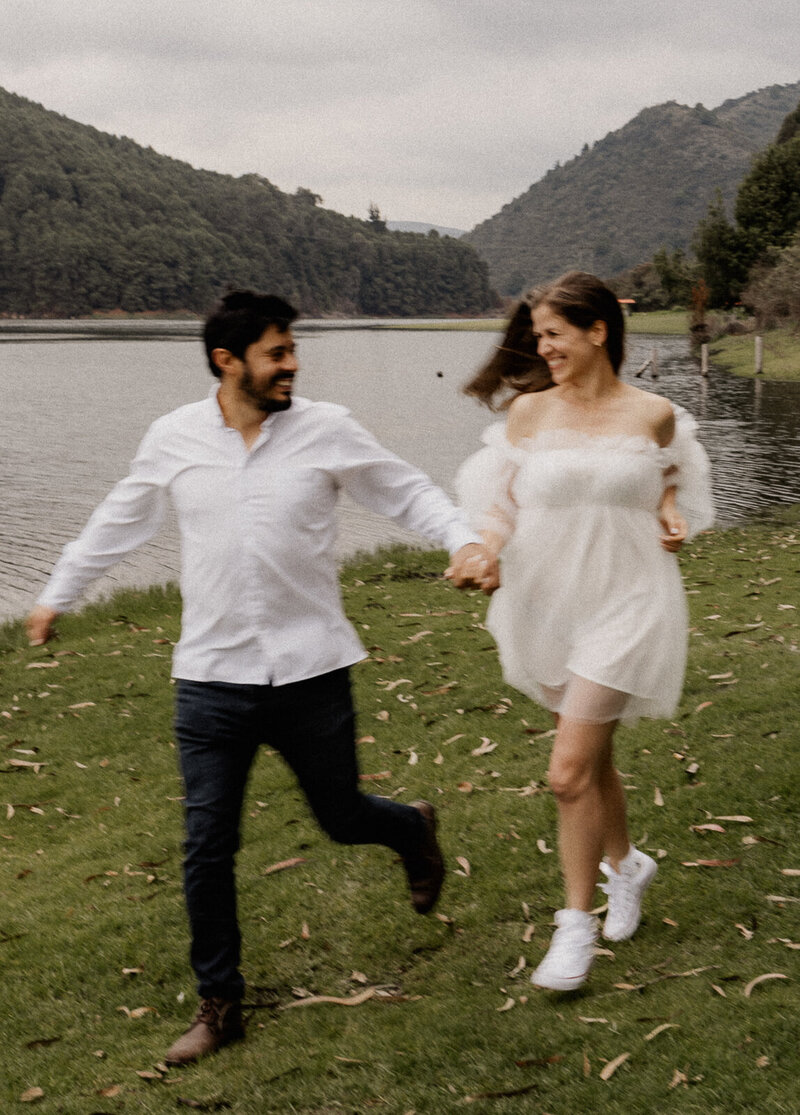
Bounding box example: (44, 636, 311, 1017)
(2, 322, 800, 623)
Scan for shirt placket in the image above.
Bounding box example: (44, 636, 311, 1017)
(236, 428, 274, 682)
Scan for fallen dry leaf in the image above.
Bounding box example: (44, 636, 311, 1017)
(280, 987, 376, 1010)
(780, 868, 800, 876)
(681, 859, 740, 868)
(714, 815, 753, 823)
(471, 737, 497, 756)
(263, 857, 307, 876)
(508, 956, 526, 978)
(401, 630, 433, 644)
(7, 759, 46, 774)
(455, 856, 471, 877)
(743, 973, 789, 998)
(669, 1068, 688, 1090)
(653, 786, 664, 807)
(599, 1051, 630, 1080)
(736, 924, 754, 940)
(644, 1023, 679, 1041)
(496, 996, 515, 1012)
(20, 1087, 44, 1103)
(691, 823, 726, 833)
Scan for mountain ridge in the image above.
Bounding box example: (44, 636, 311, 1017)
(463, 81, 800, 295)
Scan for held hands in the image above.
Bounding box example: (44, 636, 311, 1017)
(445, 543, 500, 595)
(26, 605, 60, 646)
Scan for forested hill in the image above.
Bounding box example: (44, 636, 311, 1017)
(463, 81, 800, 296)
(0, 88, 491, 318)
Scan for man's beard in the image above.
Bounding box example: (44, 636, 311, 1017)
(240, 365, 293, 412)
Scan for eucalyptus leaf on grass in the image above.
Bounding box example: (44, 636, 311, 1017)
(1, 513, 798, 1113)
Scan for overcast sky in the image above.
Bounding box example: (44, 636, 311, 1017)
(4, 1, 799, 230)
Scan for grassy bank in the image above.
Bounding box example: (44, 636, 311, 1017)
(383, 310, 690, 336)
(709, 329, 800, 381)
(2, 512, 799, 1114)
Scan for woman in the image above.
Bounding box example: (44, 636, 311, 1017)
(455, 272, 713, 991)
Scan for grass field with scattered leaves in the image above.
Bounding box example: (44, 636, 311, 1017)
(1, 510, 798, 1114)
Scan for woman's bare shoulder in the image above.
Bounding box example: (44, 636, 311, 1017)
(506, 390, 552, 443)
(625, 386, 675, 444)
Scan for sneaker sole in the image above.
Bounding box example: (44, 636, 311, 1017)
(531, 970, 589, 991)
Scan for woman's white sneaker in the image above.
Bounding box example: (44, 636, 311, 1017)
(599, 847, 657, 941)
(531, 909, 598, 991)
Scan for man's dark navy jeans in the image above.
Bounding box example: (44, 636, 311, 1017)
(174, 668, 424, 1001)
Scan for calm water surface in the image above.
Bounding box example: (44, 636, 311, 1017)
(2, 324, 799, 622)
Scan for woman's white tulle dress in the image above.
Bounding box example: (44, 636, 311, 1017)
(456, 404, 714, 725)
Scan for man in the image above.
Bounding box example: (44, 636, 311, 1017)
(27, 289, 497, 1066)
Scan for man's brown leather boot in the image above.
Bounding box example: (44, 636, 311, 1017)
(165, 997, 245, 1065)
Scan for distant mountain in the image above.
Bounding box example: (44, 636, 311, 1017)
(386, 221, 466, 238)
(0, 88, 491, 317)
(464, 81, 800, 295)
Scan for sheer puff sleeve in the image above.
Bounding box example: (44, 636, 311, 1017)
(455, 423, 520, 545)
(665, 404, 715, 540)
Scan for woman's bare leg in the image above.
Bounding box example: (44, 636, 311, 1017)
(547, 717, 628, 910)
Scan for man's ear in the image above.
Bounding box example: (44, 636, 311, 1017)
(211, 348, 240, 376)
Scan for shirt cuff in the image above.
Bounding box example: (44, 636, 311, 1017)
(445, 525, 484, 556)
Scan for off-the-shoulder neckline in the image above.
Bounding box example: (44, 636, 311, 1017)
(483, 423, 667, 454)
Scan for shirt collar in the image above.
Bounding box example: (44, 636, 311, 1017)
(205, 383, 311, 429)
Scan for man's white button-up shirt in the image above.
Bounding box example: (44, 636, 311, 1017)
(38, 390, 479, 685)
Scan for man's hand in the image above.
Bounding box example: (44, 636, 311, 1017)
(27, 605, 60, 646)
(445, 543, 500, 595)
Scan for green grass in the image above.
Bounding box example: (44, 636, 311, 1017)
(381, 310, 691, 336)
(625, 310, 690, 336)
(2, 516, 799, 1113)
(709, 329, 800, 381)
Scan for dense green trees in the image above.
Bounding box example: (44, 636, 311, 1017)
(0, 89, 492, 317)
(693, 103, 800, 309)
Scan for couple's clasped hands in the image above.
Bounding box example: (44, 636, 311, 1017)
(445, 543, 500, 595)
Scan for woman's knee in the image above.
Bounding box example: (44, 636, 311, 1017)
(547, 755, 595, 803)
